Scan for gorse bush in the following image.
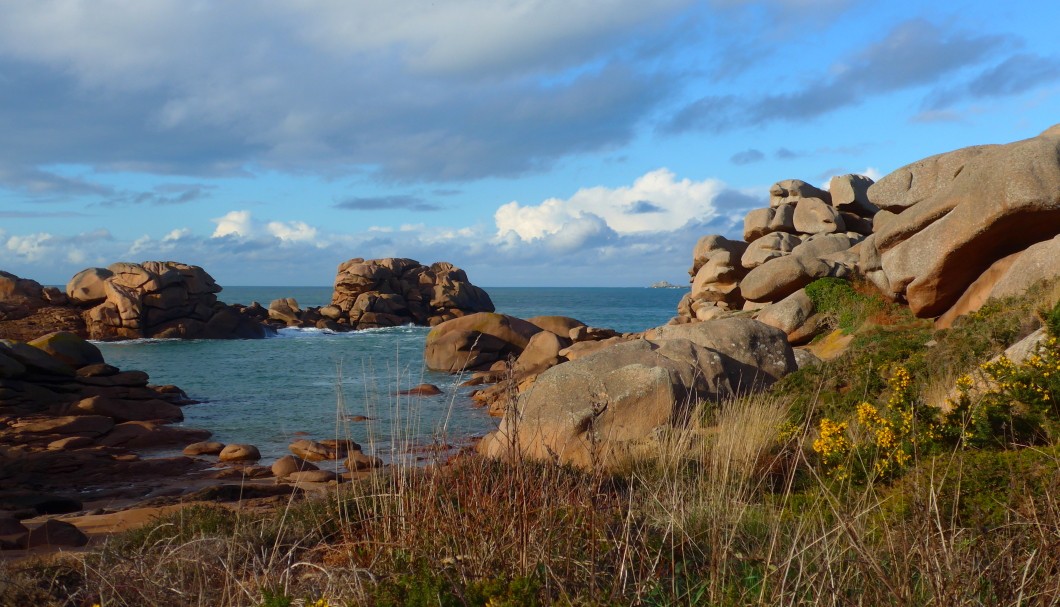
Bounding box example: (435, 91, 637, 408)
(944, 335, 1060, 447)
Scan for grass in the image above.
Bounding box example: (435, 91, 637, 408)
(6, 279, 1060, 605)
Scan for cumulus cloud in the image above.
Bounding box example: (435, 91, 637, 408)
(163, 228, 191, 242)
(210, 210, 321, 246)
(212, 210, 254, 239)
(494, 169, 725, 243)
(2, 228, 112, 266)
(5, 232, 55, 262)
(266, 220, 318, 244)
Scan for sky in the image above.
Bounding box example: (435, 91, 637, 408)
(1, 1, 1058, 288)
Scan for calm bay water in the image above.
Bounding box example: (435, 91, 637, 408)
(95, 287, 686, 462)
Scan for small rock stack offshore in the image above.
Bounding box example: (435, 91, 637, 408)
(265, 257, 495, 331)
(679, 174, 876, 322)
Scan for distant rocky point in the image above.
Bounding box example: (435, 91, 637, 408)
(650, 281, 684, 289)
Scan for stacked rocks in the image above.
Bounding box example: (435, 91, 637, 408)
(422, 312, 630, 416)
(676, 123, 1060, 339)
(266, 258, 494, 331)
(678, 174, 877, 323)
(65, 262, 270, 340)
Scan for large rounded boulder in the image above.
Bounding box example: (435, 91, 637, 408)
(481, 318, 796, 468)
(425, 312, 542, 373)
(870, 125, 1060, 317)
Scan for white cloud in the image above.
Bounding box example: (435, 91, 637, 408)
(127, 234, 153, 255)
(266, 220, 318, 244)
(163, 228, 191, 242)
(66, 248, 87, 265)
(5, 232, 55, 262)
(212, 210, 254, 238)
(494, 168, 725, 242)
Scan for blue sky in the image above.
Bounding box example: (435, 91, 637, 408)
(1, 1, 1058, 288)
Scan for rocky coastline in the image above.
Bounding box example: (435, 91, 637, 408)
(0, 256, 494, 554)
(3, 124, 1060, 556)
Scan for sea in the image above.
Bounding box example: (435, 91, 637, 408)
(95, 287, 687, 463)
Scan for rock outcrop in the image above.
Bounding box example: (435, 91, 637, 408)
(0, 331, 218, 527)
(675, 173, 874, 342)
(76, 261, 270, 340)
(261, 258, 495, 332)
(672, 123, 1060, 337)
(0, 271, 84, 341)
(424, 312, 543, 373)
(1, 263, 272, 341)
(865, 125, 1060, 318)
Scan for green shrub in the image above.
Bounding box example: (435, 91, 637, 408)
(805, 278, 868, 333)
(892, 446, 1060, 530)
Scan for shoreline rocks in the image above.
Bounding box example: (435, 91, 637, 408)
(1, 262, 273, 342)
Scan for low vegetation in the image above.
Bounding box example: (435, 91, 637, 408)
(6, 280, 1060, 606)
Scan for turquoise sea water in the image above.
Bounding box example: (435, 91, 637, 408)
(95, 287, 687, 463)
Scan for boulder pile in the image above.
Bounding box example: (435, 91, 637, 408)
(1, 331, 215, 544)
(477, 317, 797, 468)
(675, 123, 1060, 340)
(679, 174, 875, 324)
(0, 262, 272, 341)
(69, 261, 271, 340)
(424, 312, 627, 415)
(264, 257, 495, 331)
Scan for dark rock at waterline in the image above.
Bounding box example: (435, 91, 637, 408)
(399, 383, 443, 396)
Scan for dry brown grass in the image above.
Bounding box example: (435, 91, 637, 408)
(7, 375, 1060, 606)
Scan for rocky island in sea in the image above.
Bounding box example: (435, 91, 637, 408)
(4, 124, 1060, 605)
